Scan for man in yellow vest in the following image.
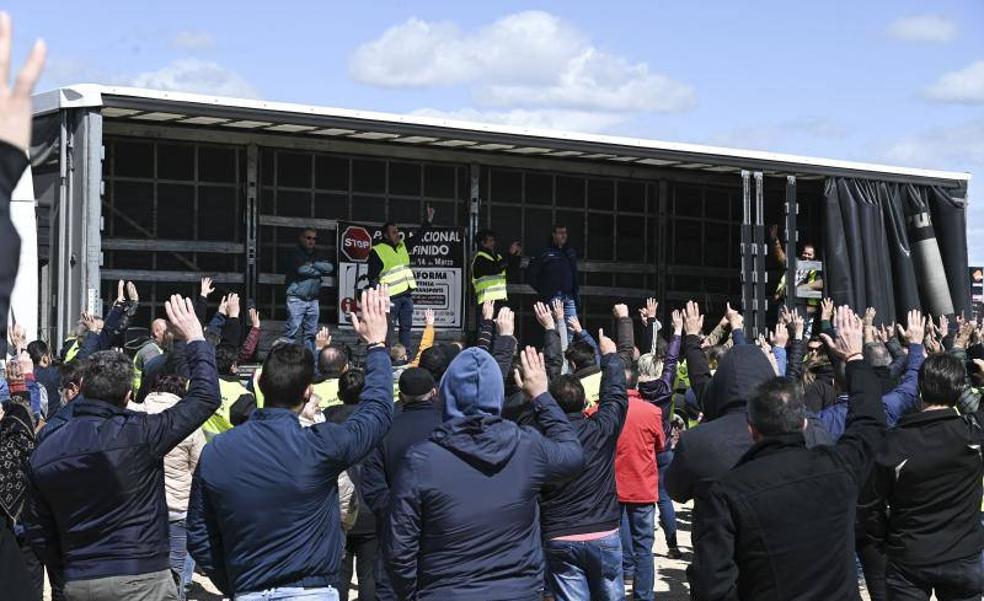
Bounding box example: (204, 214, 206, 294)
(471, 229, 522, 310)
(203, 344, 256, 441)
(770, 225, 823, 316)
(367, 206, 434, 351)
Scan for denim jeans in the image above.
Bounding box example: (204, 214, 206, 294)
(235, 586, 339, 601)
(390, 294, 414, 352)
(545, 531, 624, 601)
(885, 553, 983, 601)
(656, 450, 678, 549)
(169, 519, 195, 600)
(621, 503, 656, 601)
(550, 293, 578, 341)
(284, 296, 320, 354)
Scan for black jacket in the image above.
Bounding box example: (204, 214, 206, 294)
(665, 339, 832, 503)
(0, 141, 27, 357)
(540, 352, 628, 539)
(869, 406, 984, 566)
(472, 248, 519, 278)
(361, 399, 443, 520)
(690, 361, 885, 601)
(24, 341, 220, 582)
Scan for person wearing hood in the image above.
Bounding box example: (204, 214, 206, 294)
(529, 224, 579, 340)
(384, 345, 584, 601)
(664, 302, 831, 505)
(690, 307, 886, 601)
(128, 374, 206, 600)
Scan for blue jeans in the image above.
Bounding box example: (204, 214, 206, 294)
(390, 294, 414, 352)
(545, 531, 624, 601)
(551, 293, 578, 341)
(236, 586, 339, 601)
(621, 503, 656, 601)
(656, 450, 678, 549)
(284, 296, 319, 354)
(169, 519, 195, 600)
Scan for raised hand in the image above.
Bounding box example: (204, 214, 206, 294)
(226, 293, 241, 319)
(567, 315, 583, 335)
(0, 13, 46, 152)
(514, 346, 548, 399)
(509, 241, 522, 256)
(165, 295, 205, 342)
(8, 322, 25, 352)
(613, 303, 629, 320)
(249, 307, 261, 329)
(496, 306, 515, 337)
(768, 223, 779, 242)
(315, 326, 332, 350)
(820, 306, 864, 362)
(863, 307, 876, 328)
(424, 308, 435, 327)
(724, 302, 742, 331)
(126, 281, 139, 303)
(200, 276, 215, 298)
(598, 328, 616, 355)
(938, 315, 949, 340)
(821, 298, 835, 322)
(770, 322, 789, 348)
(551, 298, 564, 322)
(791, 309, 805, 340)
(903, 309, 927, 345)
(79, 311, 97, 333)
(684, 301, 705, 337)
(217, 295, 229, 316)
(534, 302, 556, 330)
(639, 297, 658, 324)
(954, 318, 975, 349)
(481, 300, 494, 322)
(116, 279, 125, 304)
(426, 204, 436, 222)
(349, 287, 388, 345)
(671, 310, 684, 335)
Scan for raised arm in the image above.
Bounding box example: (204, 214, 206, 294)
(146, 296, 222, 457)
(639, 311, 683, 405)
(534, 302, 563, 381)
(492, 307, 518, 380)
(239, 308, 262, 363)
(881, 310, 927, 426)
(683, 301, 712, 407)
(613, 304, 635, 367)
(310, 287, 395, 466)
(592, 331, 629, 438)
(517, 346, 584, 482)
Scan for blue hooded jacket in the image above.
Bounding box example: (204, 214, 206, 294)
(384, 348, 584, 601)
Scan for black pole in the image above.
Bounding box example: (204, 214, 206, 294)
(784, 176, 798, 312)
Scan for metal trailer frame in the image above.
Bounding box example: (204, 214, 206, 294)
(29, 85, 972, 345)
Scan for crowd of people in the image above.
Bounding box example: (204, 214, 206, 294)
(1, 12, 984, 601)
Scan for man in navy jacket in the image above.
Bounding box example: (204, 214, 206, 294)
(529, 224, 579, 338)
(384, 345, 584, 601)
(188, 287, 395, 600)
(25, 295, 220, 601)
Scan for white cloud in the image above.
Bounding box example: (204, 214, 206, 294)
(130, 58, 260, 98)
(888, 14, 958, 43)
(412, 107, 625, 133)
(171, 31, 215, 51)
(923, 60, 984, 104)
(881, 120, 984, 167)
(350, 11, 695, 117)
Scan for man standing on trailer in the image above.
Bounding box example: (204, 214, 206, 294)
(531, 224, 580, 337)
(471, 229, 522, 310)
(284, 228, 334, 353)
(367, 205, 435, 352)
(769, 225, 823, 316)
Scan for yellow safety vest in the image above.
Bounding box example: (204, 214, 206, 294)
(471, 251, 508, 304)
(64, 339, 80, 363)
(203, 378, 250, 441)
(132, 355, 143, 394)
(312, 379, 342, 409)
(777, 269, 819, 307)
(251, 369, 266, 409)
(372, 242, 416, 296)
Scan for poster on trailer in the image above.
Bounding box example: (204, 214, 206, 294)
(336, 221, 465, 329)
(971, 266, 983, 320)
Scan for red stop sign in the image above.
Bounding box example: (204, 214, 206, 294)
(341, 226, 372, 262)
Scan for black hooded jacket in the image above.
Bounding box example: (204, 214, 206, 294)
(665, 337, 833, 503)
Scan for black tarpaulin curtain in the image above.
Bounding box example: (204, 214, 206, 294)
(823, 177, 970, 323)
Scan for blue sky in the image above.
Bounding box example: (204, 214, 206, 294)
(13, 0, 984, 262)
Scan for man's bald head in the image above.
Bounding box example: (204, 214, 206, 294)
(318, 344, 350, 378)
(151, 319, 169, 344)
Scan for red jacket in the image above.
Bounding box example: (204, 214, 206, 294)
(615, 390, 666, 503)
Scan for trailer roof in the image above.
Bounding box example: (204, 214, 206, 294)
(33, 83, 971, 187)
